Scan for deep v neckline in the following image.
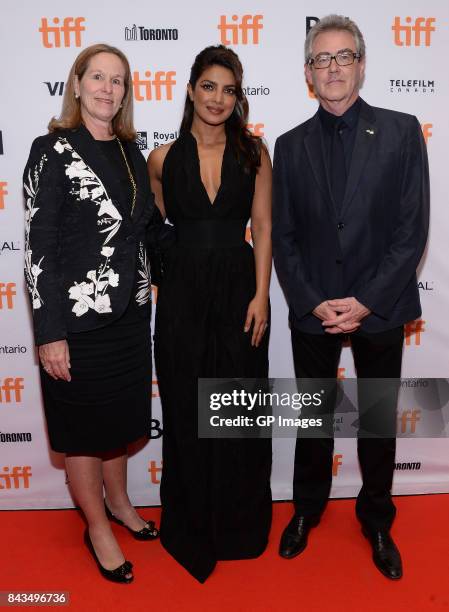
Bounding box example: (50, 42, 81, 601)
(189, 131, 227, 207)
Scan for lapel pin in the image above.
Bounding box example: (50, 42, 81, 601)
(365, 129, 375, 135)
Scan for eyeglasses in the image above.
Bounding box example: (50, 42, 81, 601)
(308, 50, 362, 69)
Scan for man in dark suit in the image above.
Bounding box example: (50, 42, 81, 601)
(272, 14, 429, 580)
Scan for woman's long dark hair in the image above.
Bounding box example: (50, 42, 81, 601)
(180, 45, 261, 171)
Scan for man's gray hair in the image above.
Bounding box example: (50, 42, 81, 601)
(304, 14, 366, 63)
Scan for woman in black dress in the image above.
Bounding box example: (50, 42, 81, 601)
(23, 44, 158, 584)
(148, 45, 272, 582)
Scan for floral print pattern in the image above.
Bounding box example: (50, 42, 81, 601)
(24, 135, 151, 322)
(135, 241, 151, 307)
(53, 138, 123, 245)
(24, 153, 47, 310)
(69, 246, 120, 317)
(53, 138, 123, 316)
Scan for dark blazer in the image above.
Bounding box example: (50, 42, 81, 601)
(23, 125, 157, 345)
(272, 98, 430, 334)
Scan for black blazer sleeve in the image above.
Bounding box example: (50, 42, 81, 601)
(354, 116, 430, 317)
(145, 205, 176, 288)
(23, 136, 67, 346)
(272, 136, 325, 319)
(146, 204, 175, 250)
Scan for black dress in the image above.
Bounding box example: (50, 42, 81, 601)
(155, 132, 272, 582)
(40, 139, 152, 454)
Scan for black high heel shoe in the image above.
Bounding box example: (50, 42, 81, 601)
(84, 529, 134, 584)
(104, 501, 159, 541)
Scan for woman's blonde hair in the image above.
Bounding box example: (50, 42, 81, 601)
(48, 43, 136, 141)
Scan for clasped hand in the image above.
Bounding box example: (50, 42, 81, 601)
(313, 297, 371, 334)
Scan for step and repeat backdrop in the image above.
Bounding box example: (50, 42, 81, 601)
(1, 0, 448, 509)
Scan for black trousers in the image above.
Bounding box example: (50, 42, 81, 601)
(291, 325, 404, 531)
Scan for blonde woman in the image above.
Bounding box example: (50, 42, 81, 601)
(23, 44, 159, 584)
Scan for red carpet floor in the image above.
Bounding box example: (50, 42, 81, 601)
(1, 496, 448, 611)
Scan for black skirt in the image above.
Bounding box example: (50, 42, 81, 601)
(40, 298, 152, 454)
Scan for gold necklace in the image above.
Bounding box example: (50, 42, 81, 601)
(116, 137, 137, 216)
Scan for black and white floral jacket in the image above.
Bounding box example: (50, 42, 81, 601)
(23, 125, 158, 346)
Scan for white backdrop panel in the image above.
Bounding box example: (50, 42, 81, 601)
(0, 0, 448, 509)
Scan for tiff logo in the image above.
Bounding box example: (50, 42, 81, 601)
(218, 14, 263, 45)
(39, 17, 86, 48)
(0, 466, 32, 489)
(332, 454, 343, 476)
(404, 320, 425, 346)
(247, 123, 264, 137)
(421, 123, 432, 144)
(0, 181, 8, 209)
(0, 283, 16, 309)
(133, 71, 176, 101)
(148, 460, 162, 484)
(392, 17, 436, 46)
(399, 409, 421, 433)
(0, 378, 24, 403)
(152, 378, 159, 398)
(307, 83, 317, 99)
(44, 81, 65, 96)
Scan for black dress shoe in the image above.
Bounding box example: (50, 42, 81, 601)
(279, 515, 320, 559)
(104, 500, 159, 541)
(84, 529, 133, 584)
(362, 527, 403, 580)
